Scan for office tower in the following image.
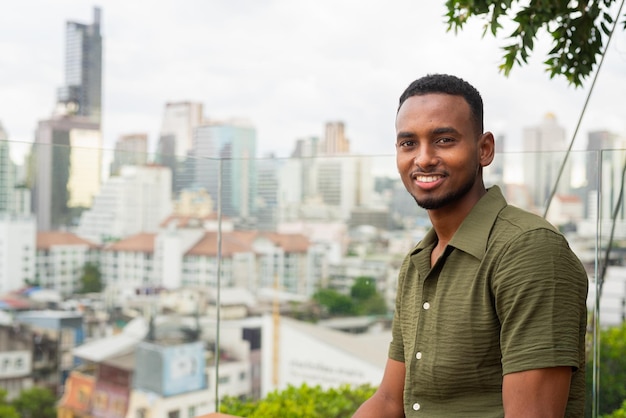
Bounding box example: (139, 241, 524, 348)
(256, 157, 281, 230)
(315, 156, 373, 220)
(76, 165, 172, 244)
(0, 122, 16, 212)
(290, 136, 319, 205)
(193, 119, 257, 220)
(0, 214, 36, 293)
(32, 116, 101, 230)
(522, 113, 571, 211)
(56, 7, 102, 124)
(585, 131, 626, 221)
(156, 102, 204, 193)
(484, 133, 505, 187)
(110, 133, 149, 176)
(319, 121, 350, 155)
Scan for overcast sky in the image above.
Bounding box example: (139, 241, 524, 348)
(1, 0, 625, 165)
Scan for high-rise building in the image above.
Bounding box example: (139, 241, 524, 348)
(0, 122, 16, 213)
(56, 7, 102, 124)
(193, 119, 257, 220)
(0, 214, 36, 293)
(584, 131, 626, 224)
(156, 102, 204, 193)
(110, 133, 149, 176)
(522, 113, 571, 211)
(319, 121, 350, 155)
(32, 116, 102, 230)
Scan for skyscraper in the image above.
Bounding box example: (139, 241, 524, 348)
(110, 133, 149, 176)
(0, 122, 16, 213)
(522, 113, 571, 211)
(155, 102, 205, 193)
(32, 7, 104, 231)
(56, 7, 102, 124)
(32, 117, 101, 230)
(193, 119, 257, 220)
(319, 121, 350, 155)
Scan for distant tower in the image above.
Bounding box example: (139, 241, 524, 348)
(319, 121, 350, 155)
(585, 130, 626, 221)
(56, 7, 102, 124)
(193, 119, 257, 220)
(522, 113, 570, 211)
(32, 116, 101, 230)
(0, 122, 16, 213)
(156, 102, 204, 193)
(110, 133, 148, 176)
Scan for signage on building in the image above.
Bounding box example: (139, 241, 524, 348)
(0, 350, 31, 378)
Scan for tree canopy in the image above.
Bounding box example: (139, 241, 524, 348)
(78, 262, 103, 293)
(586, 321, 626, 416)
(220, 383, 376, 418)
(445, 0, 626, 86)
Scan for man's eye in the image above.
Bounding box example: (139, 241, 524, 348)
(399, 140, 415, 147)
(436, 137, 454, 144)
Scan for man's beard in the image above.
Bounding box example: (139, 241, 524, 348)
(412, 175, 476, 210)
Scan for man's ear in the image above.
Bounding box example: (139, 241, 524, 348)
(479, 132, 495, 167)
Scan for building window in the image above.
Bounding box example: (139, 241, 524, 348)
(168, 410, 180, 418)
(187, 406, 196, 418)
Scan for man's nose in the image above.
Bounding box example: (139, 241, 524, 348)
(413, 145, 437, 168)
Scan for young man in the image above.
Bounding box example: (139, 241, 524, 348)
(353, 74, 589, 417)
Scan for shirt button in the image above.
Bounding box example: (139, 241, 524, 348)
(415, 352, 422, 360)
(413, 402, 421, 411)
(423, 302, 430, 310)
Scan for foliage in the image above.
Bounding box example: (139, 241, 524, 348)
(351, 276, 388, 316)
(0, 387, 56, 418)
(313, 289, 357, 316)
(220, 383, 377, 418)
(444, 0, 625, 87)
(312, 276, 388, 317)
(586, 321, 626, 417)
(604, 400, 626, 418)
(78, 262, 103, 293)
(0, 390, 19, 418)
(350, 277, 377, 301)
(11, 386, 57, 418)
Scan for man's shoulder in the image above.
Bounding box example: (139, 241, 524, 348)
(496, 204, 559, 234)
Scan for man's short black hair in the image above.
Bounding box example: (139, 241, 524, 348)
(398, 74, 484, 134)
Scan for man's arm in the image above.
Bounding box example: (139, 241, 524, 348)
(502, 366, 572, 418)
(352, 358, 405, 418)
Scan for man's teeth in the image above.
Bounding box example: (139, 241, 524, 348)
(416, 175, 439, 183)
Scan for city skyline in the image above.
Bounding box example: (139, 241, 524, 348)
(1, 1, 626, 165)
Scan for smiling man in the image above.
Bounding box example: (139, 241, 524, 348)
(353, 74, 589, 417)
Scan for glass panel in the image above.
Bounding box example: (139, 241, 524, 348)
(1, 135, 625, 417)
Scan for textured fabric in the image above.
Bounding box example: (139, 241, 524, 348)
(389, 186, 589, 417)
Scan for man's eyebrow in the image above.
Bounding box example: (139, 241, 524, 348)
(432, 126, 460, 135)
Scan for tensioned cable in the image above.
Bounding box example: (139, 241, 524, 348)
(542, 0, 625, 219)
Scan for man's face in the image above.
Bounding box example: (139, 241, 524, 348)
(395, 93, 493, 211)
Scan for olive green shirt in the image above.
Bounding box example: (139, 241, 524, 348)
(389, 186, 588, 417)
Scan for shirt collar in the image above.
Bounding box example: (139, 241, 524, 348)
(412, 186, 507, 261)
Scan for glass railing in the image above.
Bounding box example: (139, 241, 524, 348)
(0, 137, 624, 417)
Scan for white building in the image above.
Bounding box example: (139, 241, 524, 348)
(589, 266, 626, 328)
(76, 165, 172, 244)
(101, 223, 323, 298)
(35, 231, 99, 296)
(257, 315, 388, 396)
(0, 214, 36, 293)
(159, 101, 204, 158)
(522, 113, 572, 211)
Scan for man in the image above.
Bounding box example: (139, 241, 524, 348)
(353, 74, 588, 417)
